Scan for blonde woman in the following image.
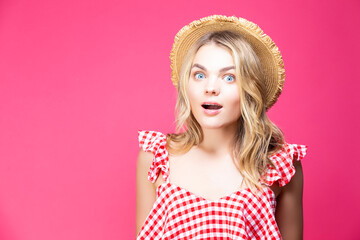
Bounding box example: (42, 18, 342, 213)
(136, 15, 308, 240)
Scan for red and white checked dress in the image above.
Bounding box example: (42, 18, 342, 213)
(137, 130, 308, 240)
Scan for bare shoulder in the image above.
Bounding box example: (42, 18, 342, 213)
(285, 160, 303, 191)
(135, 149, 156, 236)
(275, 160, 304, 239)
(277, 159, 303, 197)
(166, 137, 182, 154)
(136, 149, 153, 171)
(136, 149, 156, 193)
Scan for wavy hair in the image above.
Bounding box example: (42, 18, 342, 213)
(166, 31, 285, 194)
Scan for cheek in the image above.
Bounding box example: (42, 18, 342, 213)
(230, 97, 241, 112)
(186, 88, 195, 107)
(187, 83, 201, 107)
(227, 90, 241, 115)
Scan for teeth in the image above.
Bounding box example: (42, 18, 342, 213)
(202, 104, 222, 110)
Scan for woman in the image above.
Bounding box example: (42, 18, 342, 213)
(136, 15, 308, 239)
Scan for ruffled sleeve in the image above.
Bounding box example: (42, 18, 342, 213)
(260, 142, 308, 187)
(138, 130, 170, 183)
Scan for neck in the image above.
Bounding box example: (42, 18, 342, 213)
(198, 124, 237, 156)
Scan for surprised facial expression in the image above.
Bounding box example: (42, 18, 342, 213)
(187, 43, 241, 130)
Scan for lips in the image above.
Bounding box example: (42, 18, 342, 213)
(201, 102, 223, 110)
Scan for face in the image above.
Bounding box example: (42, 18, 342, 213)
(187, 43, 241, 130)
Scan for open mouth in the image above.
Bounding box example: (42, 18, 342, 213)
(201, 103, 223, 110)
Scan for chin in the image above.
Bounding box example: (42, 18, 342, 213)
(198, 121, 237, 130)
(200, 125, 224, 130)
(193, 113, 240, 131)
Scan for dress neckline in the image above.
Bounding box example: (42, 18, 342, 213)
(157, 182, 274, 203)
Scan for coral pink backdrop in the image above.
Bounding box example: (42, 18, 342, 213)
(0, 0, 359, 239)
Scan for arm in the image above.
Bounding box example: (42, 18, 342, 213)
(275, 160, 304, 240)
(135, 149, 156, 237)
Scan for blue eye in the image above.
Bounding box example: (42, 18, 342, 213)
(194, 72, 205, 79)
(224, 74, 235, 82)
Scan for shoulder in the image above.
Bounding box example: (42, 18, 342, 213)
(136, 148, 154, 173)
(137, 130, 170, 183)
(138, 130, 167, 151)
(261, 142, 308, 188)
(274, 145, 305, 238)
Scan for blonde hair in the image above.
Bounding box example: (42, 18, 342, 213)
(167, 31, 285, 194)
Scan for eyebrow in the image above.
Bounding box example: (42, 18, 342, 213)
(191, 63, 235, 72)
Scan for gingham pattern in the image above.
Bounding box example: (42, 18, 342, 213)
(260, 143, 308, 187)
(137, 130, 308, 240)
(138, 130, 170, 183)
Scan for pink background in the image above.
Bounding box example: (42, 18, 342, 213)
(0, 0, 359, 239)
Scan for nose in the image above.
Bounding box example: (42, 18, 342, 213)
(205, 77, 220, 95)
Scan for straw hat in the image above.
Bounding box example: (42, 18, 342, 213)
(169, 15, 285, 110)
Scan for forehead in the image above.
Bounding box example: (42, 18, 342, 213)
(192, 43, 234, 70)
